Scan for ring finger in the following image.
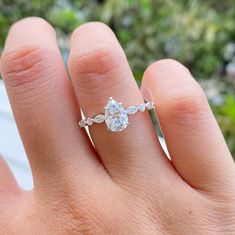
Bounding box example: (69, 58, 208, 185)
(68, 22, 172, 182)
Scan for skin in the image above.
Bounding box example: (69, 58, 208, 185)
(0, 17, 234, 234)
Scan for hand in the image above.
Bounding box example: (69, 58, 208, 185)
(0, 17, 235, 235)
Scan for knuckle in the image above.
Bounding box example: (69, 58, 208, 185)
(69, 21, 127, 96)
(70, 21, 121, 79)
(1, 44, 58, 90)
(45, 186, 106, 234)
(70, 45, 125, 92)
(72, 45, 123, 76)
(164, 88, 210, 127)
(62, 208, 103, 234)
(170, 91, 207, 115)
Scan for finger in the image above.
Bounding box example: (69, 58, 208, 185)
(141, 59, 235, 193)
(1, 18, 103, 191)
(68, 22, 171, 182)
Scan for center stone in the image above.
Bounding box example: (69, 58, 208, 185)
(104, 97, 129, 132)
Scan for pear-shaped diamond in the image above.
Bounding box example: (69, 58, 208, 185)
(105, 97, 129, 132)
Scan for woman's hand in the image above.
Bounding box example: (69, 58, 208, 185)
(0, 17, 235, 234)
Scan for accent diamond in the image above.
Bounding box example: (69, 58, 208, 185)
(126, 105, 138, 115)
(79, 119, 86, 127)
(138, 104, 146, 112)
(105, 97, 129, 132)
(86, 118, 93, 126)
(94, 114, 105, 123)
(145, 102, 154, 110)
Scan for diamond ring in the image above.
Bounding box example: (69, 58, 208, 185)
(79, 97, 155, 132)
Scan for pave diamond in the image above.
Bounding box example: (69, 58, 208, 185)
(126, 105, 138, 115)
(105, 97, 129, 132)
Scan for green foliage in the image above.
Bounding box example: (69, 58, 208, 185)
(213, 95, 235, 157)
(48, 8, 80, 33)
(93, 0, 235, 79)
(0, 0, 55, 47)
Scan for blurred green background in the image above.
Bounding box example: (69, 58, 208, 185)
(0, 0, 235, 158)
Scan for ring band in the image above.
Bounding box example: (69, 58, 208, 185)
(79, 97, 155, 132)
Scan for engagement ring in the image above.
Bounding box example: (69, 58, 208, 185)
(79, 97, 155, 132)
